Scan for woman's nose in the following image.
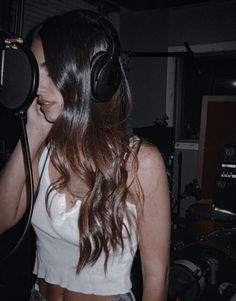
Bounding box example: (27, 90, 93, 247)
(37, 79, 47, 95)
(37, 87, 44, 96)
(37, 69, 48, 95)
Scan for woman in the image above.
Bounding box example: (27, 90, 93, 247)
(0, 10, 170, 301)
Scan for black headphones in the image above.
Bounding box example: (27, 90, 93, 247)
(90, 17, 122, 103)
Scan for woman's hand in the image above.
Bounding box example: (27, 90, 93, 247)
(26, 97, 53, 145)
(0, 96, 51, 232)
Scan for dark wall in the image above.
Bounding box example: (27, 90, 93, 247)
(0, 0, 13, 32)
(120, 1, 236, 128)
(121, 9, 169, 128)
(168, 1, 236, 46)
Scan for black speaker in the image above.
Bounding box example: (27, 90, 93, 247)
(213, 176, 236, 215)
(90, 18, 122, 103)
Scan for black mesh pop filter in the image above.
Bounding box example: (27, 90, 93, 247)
(0, 32, 39, 113)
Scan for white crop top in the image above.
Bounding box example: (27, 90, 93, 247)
(31, 146, 138, 295)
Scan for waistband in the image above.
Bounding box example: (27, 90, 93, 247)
(109, 292, 136, 301)
(30, 286, 136, 301)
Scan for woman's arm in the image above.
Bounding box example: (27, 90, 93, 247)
(136, 144, 171, 301)
(0, 99, 52, 233)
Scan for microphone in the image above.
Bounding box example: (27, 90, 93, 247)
(0, 31, 39, 113)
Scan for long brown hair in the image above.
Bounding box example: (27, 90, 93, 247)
(37, 10, 142, 272)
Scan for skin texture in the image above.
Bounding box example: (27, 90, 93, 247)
(0, 39, 170, 301)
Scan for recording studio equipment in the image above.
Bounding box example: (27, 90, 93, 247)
(213, 142, 236, 215)
(184, 179, 202, 201)
(168, 257, 206, 301)
(0, 2, 37, 300)
(222, 142, 236, 166)
(168, 228, 236, 301)
(0, 31, 39, 113)
(214, 177, 236, 214)
(218, 282, 236, 301)
(185, 203, 236, 243)
(172, 178, 202, 236)
(0, 31, 36, 281)
(90, 17, 122, 103)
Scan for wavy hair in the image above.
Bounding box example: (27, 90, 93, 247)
(37, 10, 142, 272)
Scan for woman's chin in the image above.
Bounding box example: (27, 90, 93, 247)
(40, 109, 57, 123)
(43, 112, 56, 123)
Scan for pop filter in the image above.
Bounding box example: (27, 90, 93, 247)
(0, 31, 39, 113)
(0, 32, 38, 263)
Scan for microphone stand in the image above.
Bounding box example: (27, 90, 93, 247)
(13, 0, 25, 37)
(0, 109, 34, 262)
(0, 0, 36, 263)
(173, 151, 182, 234)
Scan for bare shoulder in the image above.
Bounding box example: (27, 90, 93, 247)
(128, 139, 169, 206)
(136, 141, 167, 179)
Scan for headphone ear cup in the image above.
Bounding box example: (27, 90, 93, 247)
(90, 51, 122, 103)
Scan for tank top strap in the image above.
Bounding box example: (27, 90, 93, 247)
(129, 135, 140, 148)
